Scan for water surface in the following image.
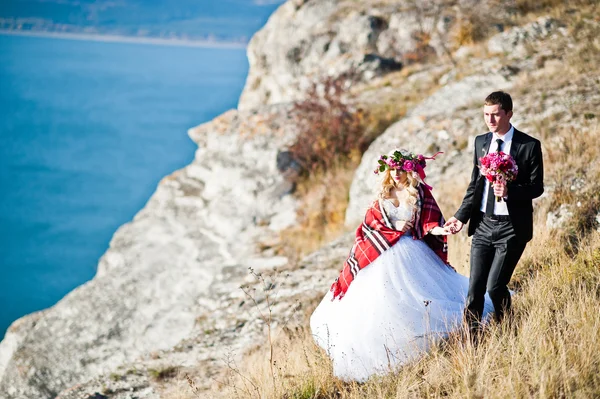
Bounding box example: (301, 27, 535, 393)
(0, 34, 249, 339)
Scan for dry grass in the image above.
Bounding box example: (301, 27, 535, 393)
(216, 230, 600, 399)
(514, 0, 597, 14)
(220, 75, 600, 399)
(276, 158, 358, 260)
(216, 173, 600, 396)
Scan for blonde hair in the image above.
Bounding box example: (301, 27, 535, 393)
(377, 168, 419, 208)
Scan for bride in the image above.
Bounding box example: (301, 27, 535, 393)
(310, 149, 493, 382)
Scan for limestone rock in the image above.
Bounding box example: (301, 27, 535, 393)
(238, 1, 450, 110)
(487, 17, 565, 58)
(239, 0, 514, 110)
(546, 204, 573, 230)
(54, 233, 354, 398)
(0, 311, 44, 378)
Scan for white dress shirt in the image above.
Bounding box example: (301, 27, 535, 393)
(480, 125, 514, 215)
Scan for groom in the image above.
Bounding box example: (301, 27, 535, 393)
(445, 91, 544, 328)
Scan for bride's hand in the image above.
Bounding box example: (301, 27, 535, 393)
(429, 226, 452, 236)
(394, 220, 413, 233)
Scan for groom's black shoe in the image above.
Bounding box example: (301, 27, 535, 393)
(463, 310, 481, 330)
(462, 311, 483, 345)
(463, 325, 482, 347)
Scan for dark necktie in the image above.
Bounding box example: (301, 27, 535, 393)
(485, 139, 504, 216)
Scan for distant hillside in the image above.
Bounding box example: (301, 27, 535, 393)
(0, 0, 284, 43)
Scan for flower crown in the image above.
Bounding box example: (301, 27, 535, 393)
(374, 150, 426, 174)
(374, 149, 443, 189)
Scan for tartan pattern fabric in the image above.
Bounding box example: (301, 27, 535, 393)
(330, 185, 450, 300)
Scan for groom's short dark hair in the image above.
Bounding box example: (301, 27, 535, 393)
(485, 91, 513, 112)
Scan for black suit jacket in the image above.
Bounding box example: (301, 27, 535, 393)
(455, 128, 544, 243)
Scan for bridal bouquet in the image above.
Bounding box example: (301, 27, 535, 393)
(479, 151, 518, 202)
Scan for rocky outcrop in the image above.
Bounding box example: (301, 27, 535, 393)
(238, 0, 517, 111)
(239, 0, 453, 110)
(53, 231, 354, 399)
(546, 204, 573, 230)
(0, 106, 301, 398)
(487, 17, 566, 58)
(0, 312, 43, 379)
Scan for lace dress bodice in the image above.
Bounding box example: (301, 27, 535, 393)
(382, 198, 415, 223)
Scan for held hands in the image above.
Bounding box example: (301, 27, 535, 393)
(443, 217, 464, 235)
(429, 226, 452, 236)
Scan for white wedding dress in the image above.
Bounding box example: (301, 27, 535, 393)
(310, 199, 494, 382)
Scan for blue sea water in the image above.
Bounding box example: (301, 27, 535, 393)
(0, 34, 249, 339)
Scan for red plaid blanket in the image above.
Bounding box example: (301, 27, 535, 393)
(330, 185, 451, 300)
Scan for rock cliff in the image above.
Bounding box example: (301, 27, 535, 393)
(238, 0, 511, 110)
(0, 106, 301, 398)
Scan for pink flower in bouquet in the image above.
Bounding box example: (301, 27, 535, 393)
(479, 151, 518, 201)
(480, 156, 491, 168)
(403, 160, 415, 171)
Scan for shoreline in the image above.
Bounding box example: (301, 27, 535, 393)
(0, 29, 248, 49)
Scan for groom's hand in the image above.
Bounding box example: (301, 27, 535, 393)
(444, 217, 464, 234)
(493, 181, 508, 198)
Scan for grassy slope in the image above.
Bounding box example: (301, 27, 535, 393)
(230, 101, 600, 398)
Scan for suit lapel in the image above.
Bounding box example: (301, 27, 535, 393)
(475, 133, 493, 182)
(471, 133, 492, 224)
(481, 132, 493, 157)
(510, 129, 522, 160)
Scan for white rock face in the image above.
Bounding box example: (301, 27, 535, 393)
(0, 312, 43, 379)
(487, 17, 565, 57)
(0, 106, 300, 398)
(239, 0, 340, 109)
(546, 204, 573, 230)
(52, 231, 355, 399)
(239, 0, 457, 110)
(238, 0, 518, 111)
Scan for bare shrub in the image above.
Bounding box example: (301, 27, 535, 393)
(279, 73, 404, 259)
(287, 73, 380, 176)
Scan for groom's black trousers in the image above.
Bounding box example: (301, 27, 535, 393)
(465, 214, 527, 325)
